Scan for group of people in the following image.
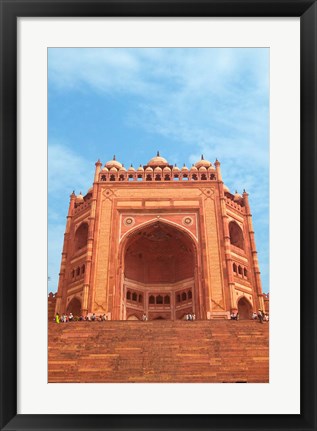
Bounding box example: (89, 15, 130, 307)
(230, 310, 269, 322)
(55, 312, 108, 323)
(252, 310, 269, 323)
(55, 310, 269, 323)
(184, 313, 196, 321)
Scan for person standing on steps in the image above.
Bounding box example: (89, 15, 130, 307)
(258, 310, 264, 323)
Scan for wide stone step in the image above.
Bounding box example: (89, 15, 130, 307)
(48, 320, 269, 383)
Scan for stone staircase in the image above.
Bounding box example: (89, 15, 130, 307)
(48, 320, 269, 383)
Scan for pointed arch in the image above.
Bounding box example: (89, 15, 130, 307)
(66, 296, 82, 316)
(127, 314, 140, 320)
(229, 221, 244, 250)
(120, 217, 198, 249)
(237, 296, 252, 320)
(74, 222, 89, 251)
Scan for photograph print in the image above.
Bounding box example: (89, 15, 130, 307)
(48, 47, 269, 383)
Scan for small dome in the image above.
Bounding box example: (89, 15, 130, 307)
(87, 187, 93, 194)
(119, 164, 127, 172)
(181, 164, 189, 172)
(234, 191, 242, 201)
(75, 192, 84, 204)
(208, 165, 215, 171)
(101, 166, 109, 172)
(128, 164, 135, 172)
(105, 155, 122, 170)
(195, 154, 212, 169)
(190, 164, 198, 172)
(154, 166, 162, 173)
(147, 151, 168, 167)
(110, 166, 118, 172)
(199, 166, 207, 172)
(137, 164, 144, 172)
(223, 184, 230, 193)
(172, 164, 180, 172)
(145, 166, 153, 172)
(163, 166, 171, 173)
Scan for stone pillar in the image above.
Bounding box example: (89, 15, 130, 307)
(55, 191, 76, 315)
(243, 190, 264, 310)
(81, 160, 102, 315)
(216, 159, 235, 313)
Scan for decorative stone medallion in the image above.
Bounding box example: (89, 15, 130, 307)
(182, 216, 193, 226)
(123, 216, 135, 227)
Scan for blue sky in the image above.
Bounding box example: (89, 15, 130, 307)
(48, 47, 269, 294)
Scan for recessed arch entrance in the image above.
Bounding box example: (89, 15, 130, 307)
(237, 296, 252, 320)
(120, 220, 201, 320)
(66, 297, 81, 316)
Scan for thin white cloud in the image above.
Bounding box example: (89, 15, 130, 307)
(48, 223, 66, 293)
(48, 48, 269, 292)
(48, 142, 93, 195)
(48, 142, 95, 293)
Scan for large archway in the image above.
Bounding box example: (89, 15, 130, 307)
(122, 221, 199, 320)
(66, 297, 81, 316)
(237, 297, 252, 320)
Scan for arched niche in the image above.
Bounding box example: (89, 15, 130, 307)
(237, 296, 252, 320)
(229, 221, 244, 250)
(127, 314, 139, 320)
(75, 223, 89, 251)
(121, 220, 199, 320)
(66, 297, 82, 316)
(124, 221, 195, 284)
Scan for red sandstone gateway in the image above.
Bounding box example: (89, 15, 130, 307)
(55, 153, 265, 321)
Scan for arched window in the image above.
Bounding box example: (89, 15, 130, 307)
(146, 174, 152, 181)
(156, 295, 163, 304)
(76, 267, 80, 276)
(244, 268, 248, 278)
(119, 174, 125, 181)
(164, 175, 170, 181)
(201, 174, 207, 180)
(149, 295, 155, 304)
(75, 223, 88, 251)
(132, 292, 137, 301)
(192, 174, 198, 181)
(176, 294, 181, 303)
(188, 290, 192, 299)
(139, 294, 143, 303)
(229, 221, 244, 250)
(164, 295, 170, 304)
(238, 265, 243, 275)
(182, 292, 187, 301)
(155, 174, 161, 181)
(210, 174, 216, 180)
(101, 175, 106, 181)
(233, 263, 237, 273)
(110, 174, 115, 181)
(81, 264, 85, 274)
(71, 269, 75, 278)
(127, 291, 131, 300)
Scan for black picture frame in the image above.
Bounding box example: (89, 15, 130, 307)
(1, 1, 316, 430)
